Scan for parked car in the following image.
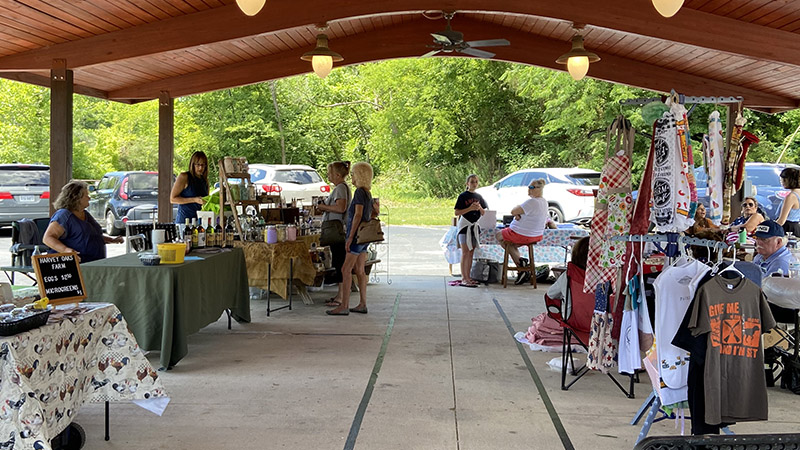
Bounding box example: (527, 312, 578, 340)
(693, 162, 800, 220)
(88, 171, 177, 235)
(247, 164, 330, 206)
(0, 164, 50, 227)
(475, 168, 600, 222)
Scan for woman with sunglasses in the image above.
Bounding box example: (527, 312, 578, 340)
(776, 167, 800, 237)
(729, 196, 765, 236)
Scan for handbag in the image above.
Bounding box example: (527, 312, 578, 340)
(356, 218, 384, 244)
(320, 220, 345, 246)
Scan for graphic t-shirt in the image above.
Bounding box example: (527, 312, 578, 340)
(454, 191, 487, 234)
(688, 275, 776, 424)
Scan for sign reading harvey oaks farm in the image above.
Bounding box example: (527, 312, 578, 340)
(32, 252, 87, 305)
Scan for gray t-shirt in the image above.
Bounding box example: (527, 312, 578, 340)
(322, 183, 350, 223)
(689, 275, 776, 424)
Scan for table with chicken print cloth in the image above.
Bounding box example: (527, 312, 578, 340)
(440, 226, 589, 268)
(0, 303, 168, 450)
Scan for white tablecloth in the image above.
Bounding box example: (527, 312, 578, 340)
(440, 225, 589, 264)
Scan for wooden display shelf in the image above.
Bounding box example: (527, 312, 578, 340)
(225, 172, 250, 179)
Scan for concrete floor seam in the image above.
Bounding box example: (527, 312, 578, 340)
(343, 293, 402, 450)
(444, 277, 461, 450)
(493, 298, 575, 450)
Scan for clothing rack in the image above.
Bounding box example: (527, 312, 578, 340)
(609, 234, 731, 251)
(619, 89, 743, 107)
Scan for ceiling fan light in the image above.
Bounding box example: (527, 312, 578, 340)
(236, 0, 266, 16)
(652, 0, 684, 18)
(567, 56, 590, 81)
(311, 55, 333, 79)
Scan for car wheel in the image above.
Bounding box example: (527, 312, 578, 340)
(105, 211, 120, 236)
(548, 205, 564, 223)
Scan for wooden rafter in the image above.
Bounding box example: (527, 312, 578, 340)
(108, 18, 797, 110)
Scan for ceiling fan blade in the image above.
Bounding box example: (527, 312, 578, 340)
(465, 39, 510, 48)
(460, 47, 496, 58)
(421, 49, 441, 58)
(431, 33, 452, 46)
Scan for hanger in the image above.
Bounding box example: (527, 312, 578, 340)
(718, 261, 744, 279)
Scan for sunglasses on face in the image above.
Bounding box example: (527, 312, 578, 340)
(743, 203, 755, 207)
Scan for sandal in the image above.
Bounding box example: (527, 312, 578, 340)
(460, 281, 478, 288)
(349, 306, 368, 314)
(326, 309, 349, 316)
(324, 298, 341, 307)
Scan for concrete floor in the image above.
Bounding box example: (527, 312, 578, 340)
(5, 226, 797, 449)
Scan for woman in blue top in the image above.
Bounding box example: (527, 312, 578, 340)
(326, 162, 378, 316)
(43, 180, 123, 263)
(776, 167, 800, 237)
(170, 151, 209, 224)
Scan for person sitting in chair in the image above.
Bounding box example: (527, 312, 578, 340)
(547, 236, 589, 300)
(495, 178, 556, 285)
(753, 219, 795, 280)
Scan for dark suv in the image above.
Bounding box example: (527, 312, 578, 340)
(0, 164, 50, 227)
(88, 171, 177, 235)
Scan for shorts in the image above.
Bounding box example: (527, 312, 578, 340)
(349, 241, 369, 255)
(500, 228, 543, 245)
(458, 231, 479, 248)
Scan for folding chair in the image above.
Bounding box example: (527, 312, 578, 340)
(3, 218, 50, 284)
(545, 262, 636, 398)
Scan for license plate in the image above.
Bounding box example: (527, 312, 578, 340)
(16, 195, 36, 203)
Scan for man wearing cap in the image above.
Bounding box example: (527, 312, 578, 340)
(496, 178, 557, 285)
(753, 219, 796, 279)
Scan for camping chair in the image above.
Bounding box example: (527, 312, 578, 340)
(544, 262, 636, 398)
(3, 218, 51, 284)
(125, 222, 179, 252)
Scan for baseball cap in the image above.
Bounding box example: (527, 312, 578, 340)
(753, 220, 785, 239)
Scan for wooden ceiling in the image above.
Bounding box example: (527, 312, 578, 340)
(1, 0, 800, 112)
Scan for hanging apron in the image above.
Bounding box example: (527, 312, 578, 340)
(705, 111, 725, 226)
(584, 116, 634, 293)
(586, 282, 617, 374)
(722, 110, 746, 224)
(672, 101, 698, 227)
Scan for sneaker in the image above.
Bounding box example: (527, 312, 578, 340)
(515, 271, 532, 285)
(518, 258, 529, 268)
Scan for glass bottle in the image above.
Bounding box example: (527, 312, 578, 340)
(191, 218, 198, 250)
(225, 219, 235, 247)
(206, 218, 215, 247)
(215, 218, 223, 247)
(197, 219, 206, 248)
(183, 218, 191, 242)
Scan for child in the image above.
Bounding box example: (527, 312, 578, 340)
(454, 174, 488, 287)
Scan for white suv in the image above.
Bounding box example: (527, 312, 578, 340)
(248, 164, 330, 206)
(475, 168, 600, 222)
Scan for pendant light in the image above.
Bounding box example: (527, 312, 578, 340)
(652, 0, 684, 18)
(556, 25, 600, 81)
(301, 26, 343, 79)
(236, 0, 266, 16)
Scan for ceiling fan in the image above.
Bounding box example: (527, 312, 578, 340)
(422, 12, 510, 59)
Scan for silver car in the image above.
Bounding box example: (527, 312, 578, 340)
(0, 164, 50, 227)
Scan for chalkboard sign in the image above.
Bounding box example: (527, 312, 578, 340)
(32, 252, 87, 305)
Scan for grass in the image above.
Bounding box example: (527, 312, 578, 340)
(372, 191, 453, 226)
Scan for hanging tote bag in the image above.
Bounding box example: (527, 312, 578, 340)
(356, 218, 384, 244)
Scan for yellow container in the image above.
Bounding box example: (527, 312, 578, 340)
(157, 243, 186, 264)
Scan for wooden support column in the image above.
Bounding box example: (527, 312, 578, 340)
(158, 91, 174, 224)
(49, 59, 72, 216)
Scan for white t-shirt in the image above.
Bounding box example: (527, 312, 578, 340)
(509, 197, 548, 238)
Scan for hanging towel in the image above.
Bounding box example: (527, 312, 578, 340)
(584, 116, 634, 293)
(705, 111, 725, 225)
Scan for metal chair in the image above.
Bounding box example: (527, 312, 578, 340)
(3, 218, 50, 284)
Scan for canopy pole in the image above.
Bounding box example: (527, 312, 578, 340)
(49, 59, 73, 216)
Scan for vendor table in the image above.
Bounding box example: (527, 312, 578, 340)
(234, 240, 317, 306)
(81, 248, 251, 369)
(0, 303, 168, 450)
(440, 226, 589, 267)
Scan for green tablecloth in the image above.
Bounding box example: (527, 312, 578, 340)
(81, 248, 251, 369)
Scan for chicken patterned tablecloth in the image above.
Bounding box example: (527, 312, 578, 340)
(440, 226, 589, 264)
(0, 303, 168, 450)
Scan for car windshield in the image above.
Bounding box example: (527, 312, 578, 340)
(272, 170, 322, 184)
(566, 173, 600, 186)
(0, 169, 49, 186)
(128, 173, 159, 191)
(746, 167, 782, 186)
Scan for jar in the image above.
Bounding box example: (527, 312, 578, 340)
(266, 226, 277, 244)
(276, 224, 287, 242)
(286, 224, 297, 241)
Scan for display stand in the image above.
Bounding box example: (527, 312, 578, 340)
(218, 160, 257, 242)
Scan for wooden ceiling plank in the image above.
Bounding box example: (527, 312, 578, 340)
(139, 0, 185, 17)
(181, 0, 215, 12)
(224, 40, 260, 60)
(126, 0, 173, 20)
(241, 36, 272, 55)
(725, 0, 770, 20)
(75, 2, 139, 29)
(741, 2, 793, 24)
(3, 2, 88, 40)
(755, 3, 800, 26)
(15, 0, 109, 35)
(115, 0, 163, 22)
(106, 17, 797, 110)
(2, 0, 800, 73)
(32, 1, 121, 33)
(0, 14, 75, 45)
(0, 27, 49, 50)
(707, 0, 751, 16)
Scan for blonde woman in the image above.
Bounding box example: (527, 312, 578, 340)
(318, 161, 351, 306)
(327, 162, 377, 316)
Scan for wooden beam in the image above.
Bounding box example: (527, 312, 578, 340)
(158, 92, 174, 224)
(0, 0, 799, 71)
(49, 60, 72, 216)
(108, 18, 798, 110)
(0, 72, 115, 101)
